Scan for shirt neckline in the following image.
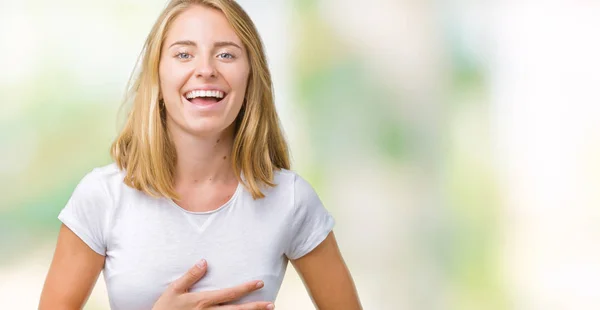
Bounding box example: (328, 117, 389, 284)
(165, 181, 243, 215)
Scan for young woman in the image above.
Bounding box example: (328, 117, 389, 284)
(39, 0, 361, 309)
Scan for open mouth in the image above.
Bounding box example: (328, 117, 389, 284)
(184, 90, 227, 105)
(186, 96, 225, 105)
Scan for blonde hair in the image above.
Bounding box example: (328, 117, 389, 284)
(111, 0, 290, 200)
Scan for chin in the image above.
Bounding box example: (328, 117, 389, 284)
(182, 118, 236, 137)
(166, 105, 239, 138)
(185, 124, 226, 136)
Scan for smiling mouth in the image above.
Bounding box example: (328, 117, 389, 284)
(184, 90, 228, 105)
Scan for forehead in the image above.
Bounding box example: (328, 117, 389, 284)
(164, 5, 242, 46)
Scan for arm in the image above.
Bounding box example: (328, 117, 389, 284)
(39, 224, 105, 310)
(291, 231, 362, 310)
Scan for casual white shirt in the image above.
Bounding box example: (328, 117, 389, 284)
(58, 163, 335, 310)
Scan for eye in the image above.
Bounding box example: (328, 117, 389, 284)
(175, 52, 192, 60)
(217, 52, 235, 60)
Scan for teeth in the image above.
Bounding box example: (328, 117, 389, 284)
(185, 90, 225, 99)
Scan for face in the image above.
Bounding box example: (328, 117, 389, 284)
(159, 5, 250, 137)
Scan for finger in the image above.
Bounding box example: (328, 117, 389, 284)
(217, 301, 275, 310)
(199, 280, 264, 305)
(169, 259, 207, 293)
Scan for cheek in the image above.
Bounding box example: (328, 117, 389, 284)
(231, 67, 250, 96)
(159, 59, 187, 93)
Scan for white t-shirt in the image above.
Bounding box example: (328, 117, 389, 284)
(58, 163, 335, 310)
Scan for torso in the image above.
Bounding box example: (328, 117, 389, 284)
(58, 163, 335, 310)
(100, 165, 296, 310)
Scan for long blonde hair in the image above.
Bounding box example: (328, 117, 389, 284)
(111, 0, 290, 200)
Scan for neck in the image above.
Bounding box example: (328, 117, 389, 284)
(168, 123, 237, 187)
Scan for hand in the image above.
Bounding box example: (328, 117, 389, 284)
(152, 259, 275, 310)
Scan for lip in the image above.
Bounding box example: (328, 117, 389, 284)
(183, 93, 227, 111)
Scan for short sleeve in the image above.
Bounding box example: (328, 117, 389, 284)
(58, 170, 112, 256)
(285, 174, 335, 260)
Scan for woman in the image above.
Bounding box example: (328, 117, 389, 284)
(39, 0, 362, 309)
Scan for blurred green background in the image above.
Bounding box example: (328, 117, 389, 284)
(1, 0, 600, 309)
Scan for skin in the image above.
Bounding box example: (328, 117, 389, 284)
(39, 4, 362, 309)
(158, 5, 249, 212)
(39, 225, 105, 309)
(292, 232, 362, 309)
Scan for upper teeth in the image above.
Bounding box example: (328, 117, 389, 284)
(185, 90, 225, 99)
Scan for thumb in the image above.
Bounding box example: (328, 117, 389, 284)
(170, 259, 208, 293)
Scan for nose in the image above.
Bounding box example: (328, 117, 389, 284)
(194, 56, 218, 79)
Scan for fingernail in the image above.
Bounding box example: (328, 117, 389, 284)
(256, 281, 264, 288)
(196, 259, 206, 268)
(266, 303, 274, 310)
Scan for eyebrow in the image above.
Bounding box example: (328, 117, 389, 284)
(168, 40, 243, 50)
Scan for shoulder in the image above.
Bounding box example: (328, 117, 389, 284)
(267, 169, 321, 203)
(271, 168, 300, 191)
(272, 168, 296, 186)
(71, 163, 127, 201)
(59, 164, 125, 255)
(85, 162, 124, 183)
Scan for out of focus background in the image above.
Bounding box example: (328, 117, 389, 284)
(1, 0, 600, 309)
